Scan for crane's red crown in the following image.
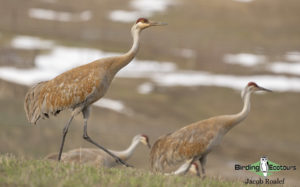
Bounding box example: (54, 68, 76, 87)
(136, 18, 149, 24)
(247, 82, 258, 87)
(141, 134, 149, 142)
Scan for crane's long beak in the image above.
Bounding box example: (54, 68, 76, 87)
(258, 86, 272, 92)
(149, 21, 168, 26)
(147, 142, 151, 149)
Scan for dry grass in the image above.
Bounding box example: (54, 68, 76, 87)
(0, 154, 249, 187)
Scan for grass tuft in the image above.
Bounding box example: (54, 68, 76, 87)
(0, 154, 248, 187)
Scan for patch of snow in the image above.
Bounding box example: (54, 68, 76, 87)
(130, 0, 172, 13)
(138, 82, 154, 94)
(151, 71, 300, 92)
(224, 52, 300, 76)
(108, 0, 174, 23)
(109, 10, 143, 23)
(11, 35, 54, 49)
(93, 98, 126, 113)
(29, 8, 92, 22)
(268, 62, 300, 75)
(285, 51, 300, 62)
(0, 67, 53, 86)
(223, 53, 266, 67)
(120, 60, 176, 78)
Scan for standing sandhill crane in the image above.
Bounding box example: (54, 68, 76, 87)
(24, 18, 166, 166)
(150, 82, 271, 177)
(46, 134, 151, 168)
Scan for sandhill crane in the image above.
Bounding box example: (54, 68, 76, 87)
(24, 18, 166, 167)
(165, 160, 200, 176)
(46, 134, 151, 168)
(150, 82, 271, 176)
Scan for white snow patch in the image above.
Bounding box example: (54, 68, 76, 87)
(223, 53, 266, 67)
(109, 10, 142, 23)
(285, 51, 300, 62)
(152, 71, 300, 92)
(0, 67, 53, 86)
(94, 98, 127, 113)
(119, 60, 176, 78)
(11, 35, 54, 49)
(108, 0, 174, 23)
(268, 62, 300, 75)
(29, 8, 92, 22)
(130, 0, 172, 13)
(138, 82, 154, 94)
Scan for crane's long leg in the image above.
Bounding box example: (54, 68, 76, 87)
(199, 154, 207, 178)
(81, 108, 131, 167)
(58, 115, 74, 161)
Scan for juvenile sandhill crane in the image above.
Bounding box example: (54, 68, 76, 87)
(46, 134, 151, 168)
(150, 82, 271, 176)
(24, 18, 166, 166)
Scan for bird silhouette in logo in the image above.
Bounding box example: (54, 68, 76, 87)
(260, 156, 269, 177)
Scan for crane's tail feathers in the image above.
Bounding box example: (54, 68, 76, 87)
(150, 135, 183, 172)
(24, 81, 47, 124)
(150, 141, 166, 172)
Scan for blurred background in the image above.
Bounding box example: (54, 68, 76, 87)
(0, 0, 299, 185)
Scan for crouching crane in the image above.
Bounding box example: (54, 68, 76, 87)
(46, 134, 151, 168)
(24, 18, 166, 167)
(150, 82, 271, 176)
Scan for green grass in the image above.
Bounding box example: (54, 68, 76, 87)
(0, 155, 246, 187)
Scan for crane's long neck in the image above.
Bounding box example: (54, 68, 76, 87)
(110, 27, 141, 74)
(109, 137, 140, 161)
(223, 89, 252, 132)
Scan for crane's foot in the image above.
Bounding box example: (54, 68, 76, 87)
(83, 134, 132, 167)
(114, 157, 133, 168)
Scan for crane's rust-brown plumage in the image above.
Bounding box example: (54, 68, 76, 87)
(150, 82, 271, 175)
(150, 116, 232, 171)
(24, 18, 166, 165)
(24, 57, 119, 124)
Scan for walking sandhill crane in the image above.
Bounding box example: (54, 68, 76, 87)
(46, 134, 151, 168)
(150, 82, 272, 176)
(24, 18, 166, 167)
